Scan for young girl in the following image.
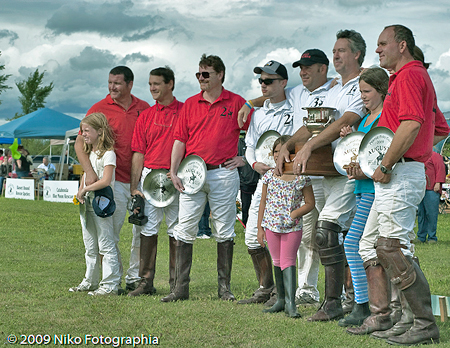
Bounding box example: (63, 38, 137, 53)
(69, 112, 120, 296)
(257, 135, 315, 318)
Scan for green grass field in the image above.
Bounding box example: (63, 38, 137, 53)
(1, 197, 449, 347)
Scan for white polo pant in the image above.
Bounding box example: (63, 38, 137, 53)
(244, 179, 263, 249)
(374, 162, 425, 257)
(80, 197, 121, 291)
(296, 177, 325, 301)
(174, 167, 239, 244)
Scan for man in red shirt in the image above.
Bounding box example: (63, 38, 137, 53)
(161, 54, 249, 302)
(75, 66, 150, 293)
(127, 66, 183, 297)
(357, 25, 449, 345)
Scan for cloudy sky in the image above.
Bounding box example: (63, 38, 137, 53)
(1, 0, 450, 125)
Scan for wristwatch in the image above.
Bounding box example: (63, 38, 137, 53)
(380, 163, 392, 174)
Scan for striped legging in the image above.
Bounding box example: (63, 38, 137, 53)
(344, 193, 374, 304)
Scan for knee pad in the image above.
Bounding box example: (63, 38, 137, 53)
(315, 220, 341, 249)
(318, 244, 345, 266)
(375, 237, 416, 291)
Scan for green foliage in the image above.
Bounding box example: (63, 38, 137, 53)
(0, 51, 12, 105)
(0, 198, 450, 347)
(10, 68, 54, 120)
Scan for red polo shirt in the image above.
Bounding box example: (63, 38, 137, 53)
(132, 98, 183, 169)
(87, 94, 150, 183)
(379, 61, 449, 163)
(174, 88, 251, 165)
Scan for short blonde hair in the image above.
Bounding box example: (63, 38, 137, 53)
(80, 112, 115, 158)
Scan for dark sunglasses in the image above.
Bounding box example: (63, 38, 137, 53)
(258, 78, 284, 85)
(195, 71, 216, 79)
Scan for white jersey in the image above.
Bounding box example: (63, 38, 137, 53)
(285, 78, 334, 124)
(322, 75, 365, 150)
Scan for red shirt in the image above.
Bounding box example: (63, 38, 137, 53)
(425, 151, 446, 193)
(132, 98, 183, 169)
(174, 88, 251, 165)
(379, 61, 450, 163)
(87, 94, 150, 183)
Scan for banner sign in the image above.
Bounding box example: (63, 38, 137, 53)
(5, 178, 35, 200)
(43, 180, 79, 203)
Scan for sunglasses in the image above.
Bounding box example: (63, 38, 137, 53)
(258, 78, 284, 85)
(195, 71, 216, 79)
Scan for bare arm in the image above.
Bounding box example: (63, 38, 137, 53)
(434, 135, 448, 145)
(292, 111, 361, 175)
(257, 183, 268, 247)
(237, 96, 268, 128)
(77, 164, 115, 203)
(130, 152, 144, 197)
(75, 135, 98, 186)
(170, 140, 186, 192)
(290, 184, 315, 219)
(372, 120, 421, 184)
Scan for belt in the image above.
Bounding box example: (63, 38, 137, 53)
(397, 157, 415, 163)
(206, 160, 229, 170)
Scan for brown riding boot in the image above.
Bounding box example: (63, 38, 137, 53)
(168, 236, 176, 293)
(238, 247, 274, 304)
(217, 240, 235, 301)
(347, 258, 392, 335)
(128, 234, 157, 297)
(161, 240, 192, 302)
(342, 261, 355, 314)
(389, 281, 403, 325)
(376, 238, 439, 345)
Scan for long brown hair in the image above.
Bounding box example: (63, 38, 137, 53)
(80, 112, 115, 158)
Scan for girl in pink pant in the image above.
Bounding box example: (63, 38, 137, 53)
(257, 135, 315, 318)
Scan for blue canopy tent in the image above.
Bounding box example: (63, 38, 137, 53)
(0, 108, 82, 180)
(0, 108, 81, 140)
(0, 138, 21, 145)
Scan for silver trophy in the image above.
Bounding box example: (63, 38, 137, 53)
(302, 107, 337, 136)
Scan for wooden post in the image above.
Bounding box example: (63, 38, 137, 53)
(439, 296, 448, 322)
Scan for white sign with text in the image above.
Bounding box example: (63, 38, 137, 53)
(43, 180, 79, 203)
(5, 178, 35, 200)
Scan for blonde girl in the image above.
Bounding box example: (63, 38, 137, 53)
(69, 112, 120, 296)
(257, 135, 315, 318)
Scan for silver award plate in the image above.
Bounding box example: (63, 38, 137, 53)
(177, 155, 207, 195)
(358, 127, 395, 178)
(142, 169, 177, 208)
(255, 130, 281, 167)
(333, 131, 365, 176)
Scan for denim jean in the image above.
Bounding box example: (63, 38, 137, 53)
(417, 190, 440, 242)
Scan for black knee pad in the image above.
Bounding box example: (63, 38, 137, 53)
(315, 220, 341, 249)
(375, 237, 416, 291)
(318, 244, 345, 265)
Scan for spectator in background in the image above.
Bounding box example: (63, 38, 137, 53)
(417, 151, 446, 244)
(15, 148, 32, 178)
(37, 156, 56, 180)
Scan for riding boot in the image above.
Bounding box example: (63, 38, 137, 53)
(389, 282, 403, 325)
(263, 266, 285, 313)
(375, 238, 439, 345)
(238, 247, 274, 304)
(342, 263, 355, 314)
(308, 221, 345, 322)
(168, 236, 177, 293)
(338, 302, 370, 327)
(160, 240, 192, 302)
(283, 266, 301, 318)
(371, 289, 414, 339)
(217, 240, 235, 301)
(128, 234, 157, 297)
(347, 258, 392, 335)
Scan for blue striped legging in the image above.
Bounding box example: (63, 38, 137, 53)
(344, 193, 374, 304)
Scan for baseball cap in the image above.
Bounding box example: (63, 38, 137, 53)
(254, 60, 288, 80)
(292, 49, 329, 68)
(92, 186, 116, 218)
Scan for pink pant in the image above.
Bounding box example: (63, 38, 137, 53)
(265, 229, 303, 271)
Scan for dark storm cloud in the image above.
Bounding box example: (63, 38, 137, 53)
(121, 52, 153, 64)
(45, 0, 159, 37)
(69, 47, 117, 71)
(0, 29, 19, 45)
